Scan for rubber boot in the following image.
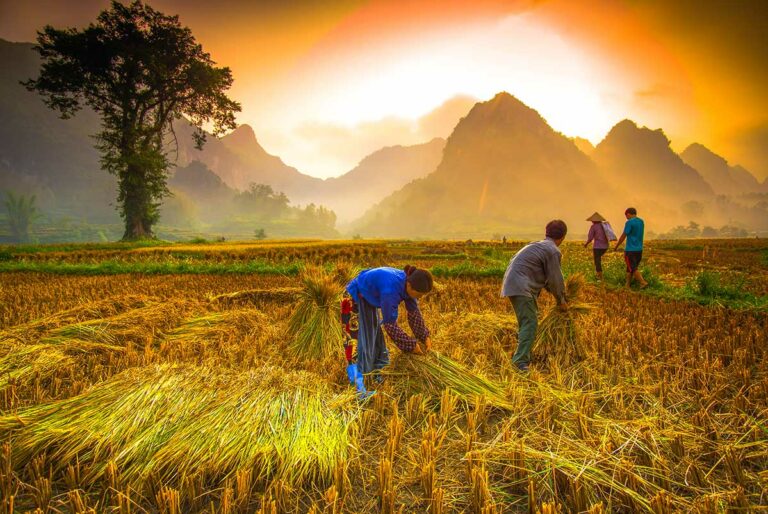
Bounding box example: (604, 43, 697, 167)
(346, 363, 373, 400)
(346, 363, 358, 386)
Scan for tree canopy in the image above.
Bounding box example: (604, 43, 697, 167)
(25, 0, 240, 240)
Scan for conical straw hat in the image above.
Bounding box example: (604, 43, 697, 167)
(586, 212, 606, 222)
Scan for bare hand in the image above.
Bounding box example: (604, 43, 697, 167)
(411, 344, 424, 355)
(424, 337, 432, 352)
(558, 302, 569, 312)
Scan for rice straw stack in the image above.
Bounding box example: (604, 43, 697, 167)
(384, 352, 514, 410)
(0, 364, 358, 488)
(287, 267, 344, 360)
(535, 274, 593, 365)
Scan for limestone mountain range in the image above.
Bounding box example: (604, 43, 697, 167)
(1, 38, 766, 238)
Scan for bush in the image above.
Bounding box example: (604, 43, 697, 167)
(691, 270, 746, 300)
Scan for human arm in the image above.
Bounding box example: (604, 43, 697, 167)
(381, 295, 420, 352)
(545, 250, 567, 306)
(614, 231, 627, 251)
(406, 303, 431, 353)
(614, 220, 631, 251)
(405, 300, 430, 342)
(381, 322, 420, 352)
(585, 225, 595, 248)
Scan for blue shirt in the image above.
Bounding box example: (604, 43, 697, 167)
(346, 267, 418, 324)
(623, 217, 644, 251)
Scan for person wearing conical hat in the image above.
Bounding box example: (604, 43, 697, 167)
(584, 212, 610, 281)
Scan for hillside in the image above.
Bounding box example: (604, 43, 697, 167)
(354, 92, 619, 238)
(592, 120, 714, 205)
(680, 143, 762, 196)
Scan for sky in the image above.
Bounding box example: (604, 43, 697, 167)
(1, 0, 767, 180)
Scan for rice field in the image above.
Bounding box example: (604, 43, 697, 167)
(0, 238, 766, 513)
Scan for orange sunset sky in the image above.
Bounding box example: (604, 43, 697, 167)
(1, 0, 766, 180)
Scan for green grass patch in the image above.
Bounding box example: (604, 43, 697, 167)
(0, 260, 302, 276)
(480, 246, 514, 263)
(672, 270, 768, 310)
(418, 253, 469, 260)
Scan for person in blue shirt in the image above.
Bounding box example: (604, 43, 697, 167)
(341, 265, 433, 397)
(614, 207, 649, 289)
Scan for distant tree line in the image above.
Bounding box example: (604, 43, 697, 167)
(659, 221, 749, 239)
(233, 184, 336, 231)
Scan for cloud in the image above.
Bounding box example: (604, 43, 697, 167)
(261, 95, 477, 178)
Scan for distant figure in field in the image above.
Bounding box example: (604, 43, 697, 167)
(583, 212, 616, 281)
(501, 220, 569, 372)
(341, 266, 433, 398)
(614, 207, 649, 289)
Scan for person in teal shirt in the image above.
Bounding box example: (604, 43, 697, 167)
(614, 207, 649, 289)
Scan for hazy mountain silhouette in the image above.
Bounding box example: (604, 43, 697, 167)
(0, 39, 117, 221)
(0, 38, 447, 230)
(316, 138, 445, 222)
(175, 123, 445, 221)
(592, 120, 715, 204)
(354, 92, 617, 238)
(172, 122, 322, 195)
(168, 160, 236, 222)
(680, 143, 761, 196)
(3, 38, 765, 238)
(571, 137, 595, 156)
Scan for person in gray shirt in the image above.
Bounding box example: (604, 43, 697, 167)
(501, 220, 569, 371)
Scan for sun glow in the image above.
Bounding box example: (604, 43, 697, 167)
(273, 14, 620, 144)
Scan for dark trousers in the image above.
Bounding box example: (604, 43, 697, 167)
(509, 295, 538, 366)
(593, 248, 608, 273)
(355, 297, 390, 374)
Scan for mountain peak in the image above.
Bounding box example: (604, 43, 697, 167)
(594, 120, 713, 200)
(681, 143, 728, 168)
(680, 142, 760, 195)
(602, 119, 670, 148)
(450, 92, 550, 142)
(224, 124, 257, 145)
(477, 92, 544, 121)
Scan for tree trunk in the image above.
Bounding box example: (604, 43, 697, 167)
(120, 163, 155, 241)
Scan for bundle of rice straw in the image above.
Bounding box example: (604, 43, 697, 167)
(164, 309, 268, 346)
(207, 287, 302, 306)
(332, 261, 359, 286)
(534, 274, 593, 365)
(384, 352, 514, 410)
(0, 340, 124, 388)
(433, 312, 517, 344)
(0, 364, 357, 488)
(0, 295, 150, 345)
(161, 309, 279, 363)
(38, 299, 196, 348)
(288, 267, 344, 360)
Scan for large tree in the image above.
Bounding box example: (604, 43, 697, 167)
(25, 1, 240, 240)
